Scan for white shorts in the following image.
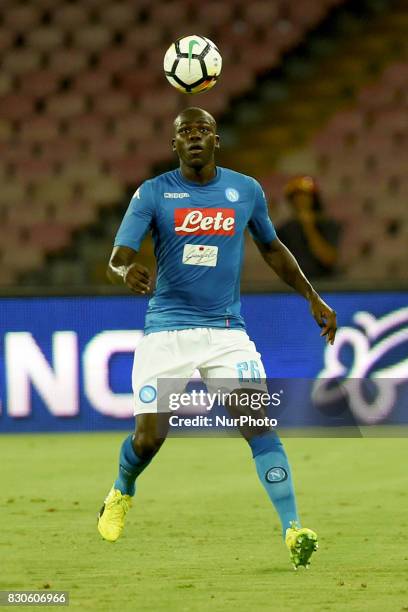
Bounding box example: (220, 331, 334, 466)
(131, 328, 266, 415)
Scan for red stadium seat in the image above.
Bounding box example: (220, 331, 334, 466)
(98, 48, 137, 73)
(73, 25, 112, 52)
(18, 70, 58, 97)
(102, 4, 137, 29)
(29, 222, 71, 251)
(94, 91, 132, 116)
(0, 28, 13, 53)
(49, 49, 88, 76)
(0, 94, 34, 119)
(52, 5, 90, 30)
(47, 92, 86, 119)
(20, 116, 59, 143)
(2, 50, 41, 75)
(4, 6, 40, 31)
(74, 70, 112, 95)
(26, 27, 64, 52)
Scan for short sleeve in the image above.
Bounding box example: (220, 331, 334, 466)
(247, 179, 277, 244)
(114, 181, 155, 251)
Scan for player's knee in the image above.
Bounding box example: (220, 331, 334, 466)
(133, 430, 165, 459)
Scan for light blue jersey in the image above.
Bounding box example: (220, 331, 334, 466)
(115, 167, 276, 333)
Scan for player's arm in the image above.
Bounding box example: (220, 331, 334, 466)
(107, 182, 154, 295)
(248, 179, 337, 344)
(107, 246, 150, 294)
(255, 237, 337, 344)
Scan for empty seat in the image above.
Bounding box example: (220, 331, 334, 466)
(49, 49, 88, 76)
(14, 158, 53, 182)
(29, 222, 71, 251)
(2, 245, 44, 273)
(0, 94, 33, 119)
(26, 27, 64, 52)
(108, 155, 149, 184)
(47, 92, 86, 119)
(4, 6, 40, 31)
(2, 50, 42, 75)
(75, 70, 111, 95)
(20, 116, 59, 143)
(68, 113, 108, 140)
(0, 28, 13, 53)
(94, 91, 131, 116)
(0, 181, 25, 206)
(52, 5, 89, 30)
(244, 1, 280, 26)
(18, 70, 58, 97)
(60, 159, 102, 182)
(52, 199, 96, 228)
(103, 4, 137, 29)
(114, 114, 155, 142)
(98, 48, 137, 72)
(84, 175, 123, 206)
(73, 25, 112, 52)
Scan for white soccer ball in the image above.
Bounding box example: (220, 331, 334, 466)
(163, 35, 222, 94)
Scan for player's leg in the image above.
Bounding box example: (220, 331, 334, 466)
(98, 330, 193, 542)
(98, 413, 169, 542)
(225, 391, 301, 534)
(200, 329, 317, 567)
(114, 412, 169, 497)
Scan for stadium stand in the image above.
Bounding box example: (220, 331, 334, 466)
(0, 0, 406, 286)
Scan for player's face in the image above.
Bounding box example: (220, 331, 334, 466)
(173, 118, 219, 168)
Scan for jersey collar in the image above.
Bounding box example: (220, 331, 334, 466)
(177, 166, 222, 187)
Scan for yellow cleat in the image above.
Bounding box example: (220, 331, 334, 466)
(97, 488, 132, 542)
(285, 522, 318, 569)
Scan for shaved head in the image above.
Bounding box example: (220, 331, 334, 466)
(174, 107, 216, 132)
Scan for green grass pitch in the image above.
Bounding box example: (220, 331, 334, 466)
(1, 432, 407, 611)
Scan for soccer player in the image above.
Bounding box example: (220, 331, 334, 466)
(97, 107, 337, 569)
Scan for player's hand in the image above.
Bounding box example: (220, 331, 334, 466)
(309, 292, 337, 345)
(123, 262, 151, 295)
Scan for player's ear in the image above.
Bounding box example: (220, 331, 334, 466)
(215, 134, 220, 149)
(172, 138, 176, 151)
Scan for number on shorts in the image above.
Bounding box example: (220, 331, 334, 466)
(236, 360, 261, 383)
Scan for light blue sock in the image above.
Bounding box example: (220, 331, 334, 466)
(114, 434, 151, 496)
(249, 431, 300, 537)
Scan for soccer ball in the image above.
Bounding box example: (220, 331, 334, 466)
(163, 35, 222, 94)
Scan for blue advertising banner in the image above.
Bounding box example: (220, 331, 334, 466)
(0, 293, 407, 433)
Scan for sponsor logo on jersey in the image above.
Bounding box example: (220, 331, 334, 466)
(174, 208, 235, 235)
(164, 192, 190, 198)
(225, 187, 239, 202)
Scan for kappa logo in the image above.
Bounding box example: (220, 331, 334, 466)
(174, 208, 235, 235)
(164, 192, 190, 199)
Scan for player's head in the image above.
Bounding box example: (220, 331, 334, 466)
(284, 176, 323, 213)
(172, 107, 219, 169)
